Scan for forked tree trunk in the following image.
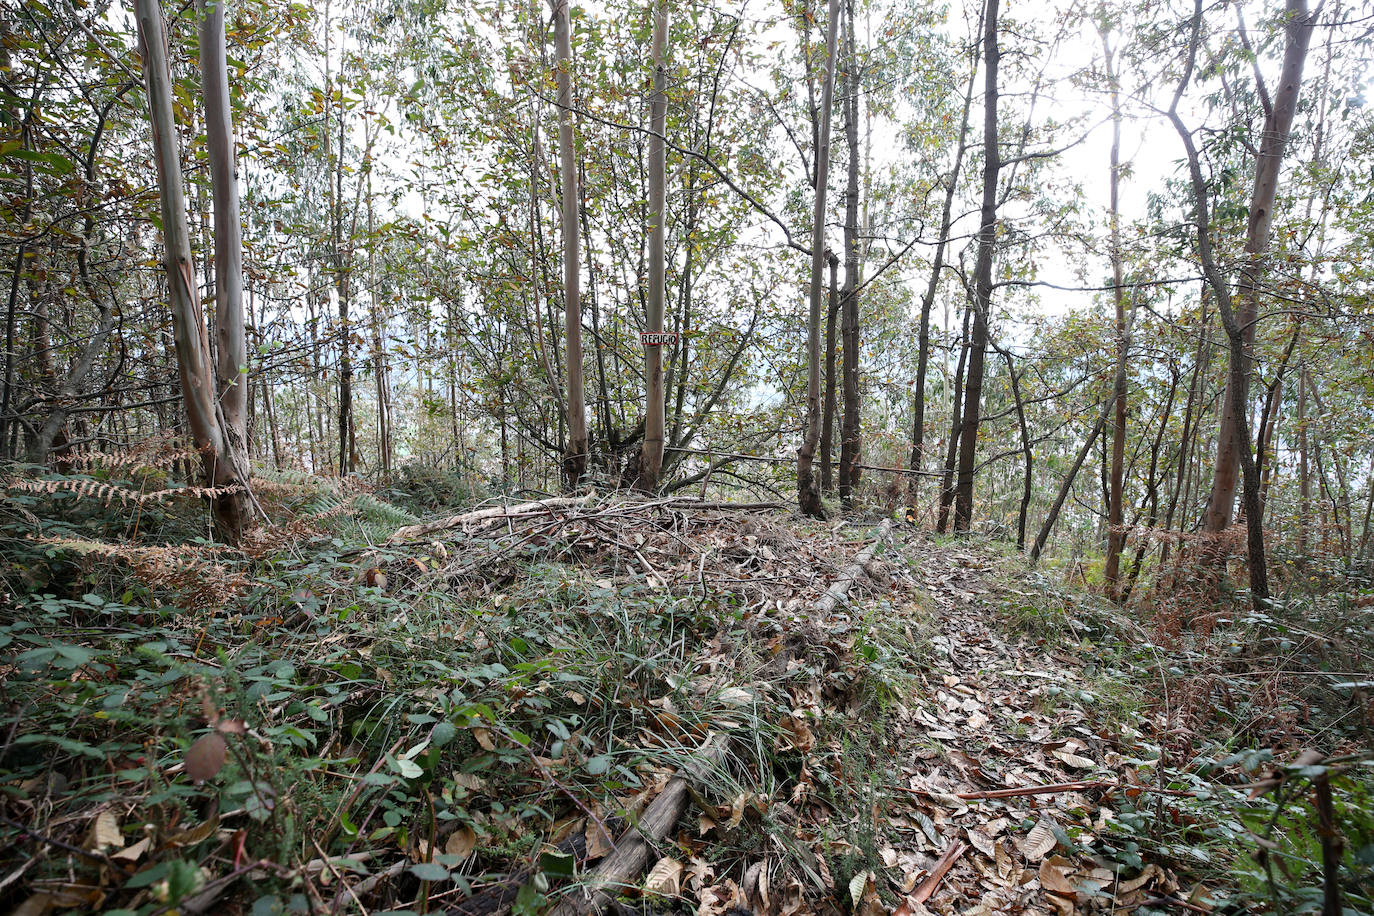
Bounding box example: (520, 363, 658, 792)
(553, 0, 589, 486)
(136, 0, 250, 541)
(796, 0, 840, 520)
(1167, 0, 1304, 611)
(638, 0, 669, 491)
(1203, 0, 1314, 534)
(937, 304, 971, 533)
(951, 0, 999, 532)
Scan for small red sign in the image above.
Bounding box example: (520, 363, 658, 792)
(640, 332, 678, 346)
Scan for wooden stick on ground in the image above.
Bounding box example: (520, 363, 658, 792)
(813, 518, 893, 615)
(911, 840, 967, 904)
(551, 737, 726, 916)
(389, 496, 590, 542)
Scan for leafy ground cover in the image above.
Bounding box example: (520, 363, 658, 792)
(1, 466, 1371, 915)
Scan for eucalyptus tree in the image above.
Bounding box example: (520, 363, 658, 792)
(836, 0, 861, 506)
(797, 0, 841, 520)
(1100, 19, 1129, 595)
(638, 0, 669, 491)
(1198, 0, 1315, 540)
(553, 0, 589, 486)
(950, 0, 1000, 532)
(133, 0, 251, 539)
(906, 6, 979, 509)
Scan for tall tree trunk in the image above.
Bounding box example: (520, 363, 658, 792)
(1030, 374, 1124, 565)
(992, 340, 1030, 550)
(820, 251, 839, 493)
(937, 304, 972, 533)
(1123, 364, 1180, 603)
(952, 0, 999, 532)
(553, 0, 589, 486)
(908, 33, 977, 509)
(367, 183, 391, 474)
(1298, 365, 1310, 557)
(796, 0, 840, 520)
(1101, 24, 1129, 597)
(837, 0, 862, 507)
(1167, 0, 1308, 611)
(1202, 0, 1314, 533)
(638, 0, 669, 491)
(136, 0, 249, 541)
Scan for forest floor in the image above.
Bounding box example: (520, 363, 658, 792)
(1, 475, 1370, 915)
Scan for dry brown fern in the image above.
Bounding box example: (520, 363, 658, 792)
(65, 435, 199, 473)
(32, 536, 249, 610)
(7, 477, 244, 505)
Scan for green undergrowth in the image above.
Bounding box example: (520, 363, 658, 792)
(990, 554, 1374, 915)
(0, 466, 916, 914)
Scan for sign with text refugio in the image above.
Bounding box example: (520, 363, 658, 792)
(640, 332, 678, 347)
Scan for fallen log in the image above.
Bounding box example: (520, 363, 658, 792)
(813, 518, 894, 615)
(388, 495, 590, 543)
(550, 736, 726, 916)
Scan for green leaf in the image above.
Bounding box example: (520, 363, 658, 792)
(431, 721, 456, 748)
(409, 862, 450, 882)
(584, 755, 611, 776)
(390, 754, 423, 779)
(539, 850, 576, 878)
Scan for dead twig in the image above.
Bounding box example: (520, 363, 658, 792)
(912, 840, 967, 903)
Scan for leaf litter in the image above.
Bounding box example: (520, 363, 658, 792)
(0, 496, 1215, 914)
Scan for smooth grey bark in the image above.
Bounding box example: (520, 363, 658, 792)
(135, 0, 250, 540)
(1100, 23, 1128, 596)
(908, 28, 977, 509)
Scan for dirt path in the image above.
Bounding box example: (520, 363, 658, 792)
(866, 535, 1178, 914)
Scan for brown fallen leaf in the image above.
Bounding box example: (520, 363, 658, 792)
(1052, 749, 1097, 770)
(1039, 856, 1077, 898)
(585, 821, 615, 859)
(777, 715, 816, 753)
(185, 732, 227, 783)
(165, 814, 219, 848)
(965, 827, 995, 858)
(111, 837, 150, 863)
(644, 857, 684, 896)
(742, 860, 770, 912)
(1118, 863, 1162, 893)
(1019, 818, 1058, 861)
(85, 810, 122, 852)
(445, 825, 476, 859)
